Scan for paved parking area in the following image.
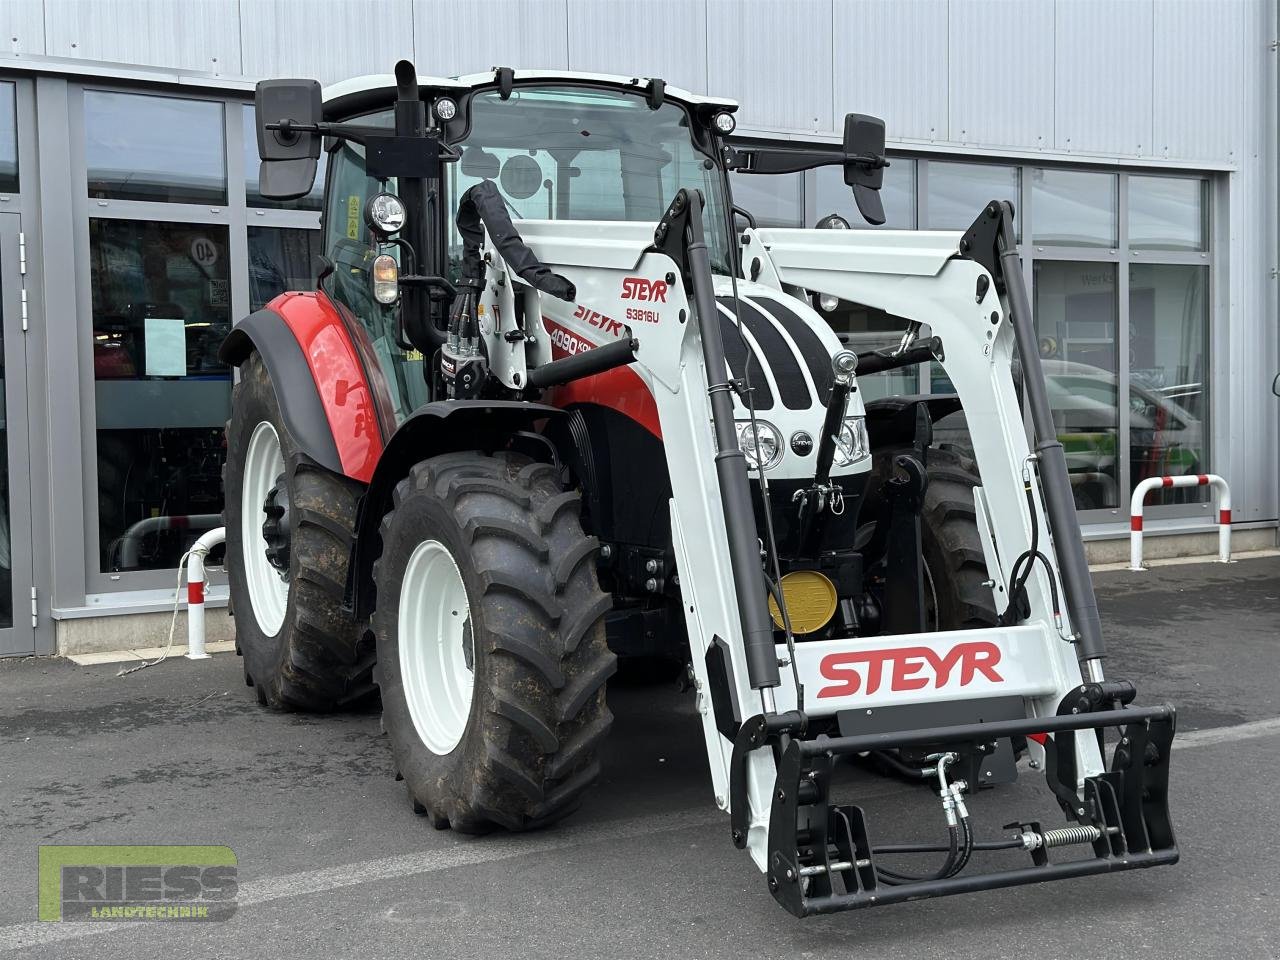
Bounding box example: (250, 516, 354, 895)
(0, 557, 1277, 958)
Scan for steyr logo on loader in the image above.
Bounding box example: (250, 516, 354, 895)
(621, 277, 668, 302)
(572, 304, 625, 337)
(816, 640, 1004, 699)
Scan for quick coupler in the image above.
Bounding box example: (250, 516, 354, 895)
(729, 701, 1178, 918)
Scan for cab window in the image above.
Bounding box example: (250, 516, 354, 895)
(320, 113, 426, 421)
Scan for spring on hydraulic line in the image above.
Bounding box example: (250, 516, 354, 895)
(1021, 824, 1104, 850)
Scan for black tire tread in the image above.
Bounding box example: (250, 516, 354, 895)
(225, 350, 371, 712)
(921, 447, 999, 629)
(374, 450, 615, 833)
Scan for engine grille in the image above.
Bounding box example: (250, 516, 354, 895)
(716, 294, 831, 411)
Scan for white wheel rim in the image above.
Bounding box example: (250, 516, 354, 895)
(241, 421, 289, 637)
(398, 540, 476, 756)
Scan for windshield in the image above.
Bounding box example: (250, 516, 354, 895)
(449, 85, 733, 274)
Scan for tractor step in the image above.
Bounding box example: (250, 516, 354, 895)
(730, 703, 1177, 917)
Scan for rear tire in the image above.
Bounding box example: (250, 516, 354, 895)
(373, 451, 615, 832)
(224, 350, 373, 711)
(920, 446, 998, 630)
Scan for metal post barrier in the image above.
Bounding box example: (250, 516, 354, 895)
(1129, 474, 1231, 571)
(186, 526, 227, 659)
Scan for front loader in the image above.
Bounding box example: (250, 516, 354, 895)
(221, 60, 1178, 917)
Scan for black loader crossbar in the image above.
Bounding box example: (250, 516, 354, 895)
(729, 698, 1177, 917)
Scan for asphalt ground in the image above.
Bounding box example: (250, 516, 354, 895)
(0, 556, 1277, 959)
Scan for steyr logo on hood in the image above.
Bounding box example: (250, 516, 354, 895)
(621, 277, 668, 302)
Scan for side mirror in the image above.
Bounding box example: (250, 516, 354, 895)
(255, 79, 323, 201)
(842, 113, 887, 226)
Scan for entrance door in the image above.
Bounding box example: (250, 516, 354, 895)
(0, 213, 34, 655)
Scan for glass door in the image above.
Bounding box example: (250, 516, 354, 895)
(0, 212, 33, 655)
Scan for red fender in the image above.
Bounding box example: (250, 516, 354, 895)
(268, 291, 388, 483)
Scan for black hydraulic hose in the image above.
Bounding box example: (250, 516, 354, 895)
(454, 180, 575, 300)
(875, 824, 960, 885)
(873, 835, 1023, 854)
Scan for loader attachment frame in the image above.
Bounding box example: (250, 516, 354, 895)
(738, 700, 1177, 917)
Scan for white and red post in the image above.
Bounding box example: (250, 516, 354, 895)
(186, 526, 227, 659)
(1129, 474, 1231, 571)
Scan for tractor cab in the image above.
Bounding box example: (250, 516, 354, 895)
(254, 64, 885, 418)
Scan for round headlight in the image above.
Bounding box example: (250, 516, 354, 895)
(816, 213, 851, 230)
(371, 253, 400, 305)
(833, 416, 870, 467)
(713, 111, 737, 135)
(364, 192, 406, 238)
(818, 294, 840, 313)
(736, 419, 783, 470)
(433, 97, 458, 122)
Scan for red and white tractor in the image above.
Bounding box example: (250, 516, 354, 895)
(221, 61, 1178, 916)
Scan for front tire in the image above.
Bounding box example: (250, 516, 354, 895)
(224, 350, 372, 711)
(373, 452, 615, 832)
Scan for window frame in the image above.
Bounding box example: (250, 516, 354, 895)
(68, 84, 320, 595)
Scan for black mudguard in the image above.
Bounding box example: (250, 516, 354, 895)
(346, 400, 567, 617)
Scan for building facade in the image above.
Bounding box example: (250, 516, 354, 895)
(0, 0, 1275, 656)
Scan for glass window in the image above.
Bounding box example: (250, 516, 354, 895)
(454, 88, 733, 269)
(1034, 261, 1120, 510)
(321, 136, 425, 422)
(1129, 263, 1210, 504)
(0, 81, 17, 194)
(243, 104, 325, 210)
(1031, 169, 1116, 248)
(926, 161, 1019, 233)
(85, 91, 226, 204)
(731, 170, 804, 228)
(249, 227, 322, 311)
(89, 219, 231, 571)
(814, 157, 915, 229)
(1128, 176, 1205, 251)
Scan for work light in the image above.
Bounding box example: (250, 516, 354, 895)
(433, 97, 458, 121)
(713, 111, 737, 135)
(364, 192, 406, 238)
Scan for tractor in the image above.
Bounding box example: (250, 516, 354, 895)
(221, 61, 1178, 916)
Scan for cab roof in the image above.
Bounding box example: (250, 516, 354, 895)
(322, 68, 738, 120)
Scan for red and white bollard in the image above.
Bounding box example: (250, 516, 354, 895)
(1129, 475, 1231, 571)
(186, 526, 227, 659)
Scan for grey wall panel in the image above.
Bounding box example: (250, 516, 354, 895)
(948, 0, 1053, 150)
(1152, 0, 1244, 163)
(1054, 0, 1153, 156)
(239, 0, 415, 85)
(707, 0, 833, 133)
(42, 0, 242, 74)
(2, 0, 45, 56)
(1221, 0, 1275, 521)
(832, 0, 947, 143)
(566, 0, 707, 94)
(413, 0, 569, 77)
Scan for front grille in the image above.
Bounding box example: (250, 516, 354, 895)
(717, 295, 812, 409)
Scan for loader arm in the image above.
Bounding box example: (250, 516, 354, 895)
(474, 195, 1177, 915)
